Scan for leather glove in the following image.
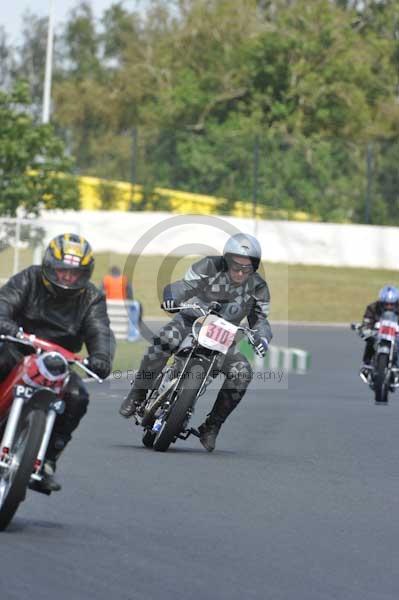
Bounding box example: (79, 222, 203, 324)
(0, 320, 19, 337)
(253, 334, 269, 357)
(360, 328, 374, 340)
(208, 301, 222, 313)
(161, 298, 176, 311)
(88, 355, 111, 379)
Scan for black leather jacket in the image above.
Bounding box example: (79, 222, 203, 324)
(0, 266, 115, 361)
(164, 256, 272, 341)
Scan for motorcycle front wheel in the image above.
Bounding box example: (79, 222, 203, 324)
(374, 354, 389, 404)
(153, 363, 205, 452)
(0, 408, 46, 531)
(142, 430, 156, 448)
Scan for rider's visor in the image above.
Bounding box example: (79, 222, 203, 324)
(228, 259, 254, 274)
(49, 266, 89, 290)
(383, 302, 396, 311)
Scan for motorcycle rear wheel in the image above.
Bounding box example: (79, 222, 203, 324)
(0, 408, 46, 531)
(374, 354, 389, 404)
(153, 364, 204, 452)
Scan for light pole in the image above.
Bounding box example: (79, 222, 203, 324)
(252, 135, 260, 236)
(42, 0, 55, 124)
(364, 142, 373, 225)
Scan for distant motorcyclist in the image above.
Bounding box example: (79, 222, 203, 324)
(359, 285, 399, 377)
(119, 233, 272, 452)
(0, 234, 115, 492)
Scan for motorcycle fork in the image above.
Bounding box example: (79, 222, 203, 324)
(155, 348, 218, 440)
(173, 348, 197, 393)
(195, 356, 218, 400)
(174, 350, 217, 404)
(384, 343, 395, 377)
(0, 396, 25, 467)
(30, 409, 57, 480)
(160, 348, 196, 412)
(181, 355, 218, 428)
(371, 344, 397, 389)
(388, 343, 399, 388)
(176, 357, 218, 441)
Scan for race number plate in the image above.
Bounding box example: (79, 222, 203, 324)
(198, 315, 237, 354)
(379, 320, 398, 341)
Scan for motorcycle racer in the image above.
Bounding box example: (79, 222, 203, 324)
(359, 285, 399, 378)
(119, 233, 272, 452)
(0, 234, 115, 492)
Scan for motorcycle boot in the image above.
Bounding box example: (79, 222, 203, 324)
(41, 459, 62, 492)
(119, 386, 147, 418)
(29, 435, 66, 494)
(360, 363, 373, 383)
(29, 459, 62, 495)
(198, 418, 221, 452)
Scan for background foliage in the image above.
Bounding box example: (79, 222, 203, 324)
(0, 82, 79, 217)
(1, 0, 399, 223)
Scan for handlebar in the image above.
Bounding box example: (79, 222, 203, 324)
(80, 359, 103, 383)
(236, 325, 258, 345)
(162, 303, 208, 316)
(350, 322, 393, 343)
(0, 331, 103, 383)
(0, 331, 37, 349)
(351, 323, 372, 337)
(164, 303, 259, 345)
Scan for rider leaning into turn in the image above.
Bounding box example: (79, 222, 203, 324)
(0, 234, 115, 492)
(359, 285, 399, 377)
(120, 233, 272, 452)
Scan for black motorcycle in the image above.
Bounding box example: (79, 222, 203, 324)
(352, 310, 399, 404)
(133, 303, 258, 452)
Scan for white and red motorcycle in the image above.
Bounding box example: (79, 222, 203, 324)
(352, 309, 399, 404)
(133, 303, 258, 452)
(0, 331, 102, 531)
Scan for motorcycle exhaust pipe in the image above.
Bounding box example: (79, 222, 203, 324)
(145, 379, 178, 414)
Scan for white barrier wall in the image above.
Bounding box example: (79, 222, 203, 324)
(41, 210, 399, 269)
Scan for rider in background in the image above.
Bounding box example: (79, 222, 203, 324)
(0, 234, 115, 492)
(359, 285, 399, 378)
(119, 233, 272, 452)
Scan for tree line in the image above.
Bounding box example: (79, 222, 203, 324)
(1, 0, 399, 224)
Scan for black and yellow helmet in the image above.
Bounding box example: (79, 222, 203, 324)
(42, 233, 94, 296)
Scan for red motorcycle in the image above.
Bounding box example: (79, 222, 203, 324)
(0, 331, 102, 531)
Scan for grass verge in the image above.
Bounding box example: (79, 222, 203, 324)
(1, 250, 395, 324)
(93, 253, 397, 324)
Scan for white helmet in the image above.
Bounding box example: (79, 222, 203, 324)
(223, 233, 262, 271)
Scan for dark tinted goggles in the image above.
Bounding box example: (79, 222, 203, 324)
(228, 259, 254, 274)
(383, 302, 396, 310)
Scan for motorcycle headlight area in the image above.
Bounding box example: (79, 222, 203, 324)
(39, 352, 69, 380)
(23, 352, 69, 388)
(192, 316, 207, 340)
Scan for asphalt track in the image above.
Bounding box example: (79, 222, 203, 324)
(2, 325, 399, 600)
